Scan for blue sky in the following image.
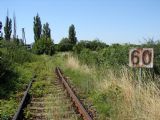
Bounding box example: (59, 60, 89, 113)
(0, 0, 160, 44)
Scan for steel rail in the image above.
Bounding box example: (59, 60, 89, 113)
(12, 76, 35, 120)
(55, 67, 92, 120)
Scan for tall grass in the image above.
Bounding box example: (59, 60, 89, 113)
(98, 68, 160, 119)
(66, 54, 91, 74)
(65, 54, 160, 120)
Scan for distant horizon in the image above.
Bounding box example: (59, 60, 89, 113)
(0, 0, 160, 45)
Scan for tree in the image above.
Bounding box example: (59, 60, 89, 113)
(43, 22, 51, 39)
(33, 14, 42, 41)
(32, 22, 54, 55)
(68, 24, 77, 45)
(42, 22, 54, 55)
(58, 37, 73, 51)
(13, 12, 17, 41)
(4, 15, 12, 41)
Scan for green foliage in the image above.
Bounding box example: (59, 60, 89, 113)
(97, 44, 130, 67)
(62, 54, 125, 119)
(74, 43, 134, 69)
(68, 24, 77, 45)
(0, 99, 17, 119)
(32, 22, 54, 55)
(30, 81, 50, 97)
(74, 40, 108, 53)
(0, 64, 33, 119)
(64, 67, 93, 94)
(57, 24, 77, 52)
(58, 37, 73, 51)
(0, 63, 35, 118)
(0, 51, 11, 78)
(0, 63, 34, 99)
(78, 48, 98, 66)
(4, 15, 12, 41)
(24, 106, 31, 119)
(0, 40, 35, 64)
(43, 22, 51, 38)
(69, 39, 160, 119)
(0, 40, 36, 80)
(32, 35, 54, 55)
(74, 39, 160, 75)
(0, 39, 36, 117)
(0, 39, 55, 118)
(33, 13, 42, 42)
(92, 84, 123, 119)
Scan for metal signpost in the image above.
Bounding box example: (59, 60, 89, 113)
(129, 48, 154, 85)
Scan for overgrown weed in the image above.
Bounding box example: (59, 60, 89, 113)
(65, 53, 160, 120)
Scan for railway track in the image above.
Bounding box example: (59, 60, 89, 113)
(55, 67, 93, 120)
(13, 67, 93, 120)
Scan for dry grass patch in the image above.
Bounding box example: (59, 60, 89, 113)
(65, 54, 92, 74)
(99, 67, 160, 120)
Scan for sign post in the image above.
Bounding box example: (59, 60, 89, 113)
(129, 48, 154, 86)
(139, 67, 142, 84)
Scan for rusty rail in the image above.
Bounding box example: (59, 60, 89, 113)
(12, 76, 35, 120)
(55, 67, 92, 120)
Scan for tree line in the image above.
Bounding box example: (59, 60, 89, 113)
(3, 12, 160, 75)
(0, 13, 79, 55)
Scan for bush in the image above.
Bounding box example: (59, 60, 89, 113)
(0, 40, 35, 98)
(30, 80, 51, 97)
(78, 48, 98, 66)
(92, 84, 123, 119)
(32, 36, 54, 55)
(97, 44, 130, 67)
(0, 40, 35, 64)
(0, 51, 12, 78)
(0, 40, 36, 79)
(58, 37, 73, 51)
(74, 43, 136, 69)
(74, 40, 108, 53)
(0, 99, 18, 119)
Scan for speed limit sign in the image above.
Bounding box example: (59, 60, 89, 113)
(129, 48, 154, 68)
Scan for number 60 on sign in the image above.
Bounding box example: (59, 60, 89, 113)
(129, 48, 154, 68)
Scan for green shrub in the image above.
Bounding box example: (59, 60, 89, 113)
(32, 36, 54, 55)
(78, 48, 97, 66)
(0, 51, 12, 78)
(0, 99, 17, 119)
(58, 38, 74, 52)
(0, 40, 35, 64)
(30, 80, 51, 97)
(93, 84, 124, 119)
(74, 40, 108, 52)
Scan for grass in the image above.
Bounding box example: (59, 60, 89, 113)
(1, 51, 159, 120)
(0, 62, 34, 119)
(0, 52, 62, 119)
(24, 54, 58, 119)
(63, 53, 160, 120)
(0, 44, 53, 119)
(24, 54, 80, 119)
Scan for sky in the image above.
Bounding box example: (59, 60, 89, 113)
(0, 0, 160, 44)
